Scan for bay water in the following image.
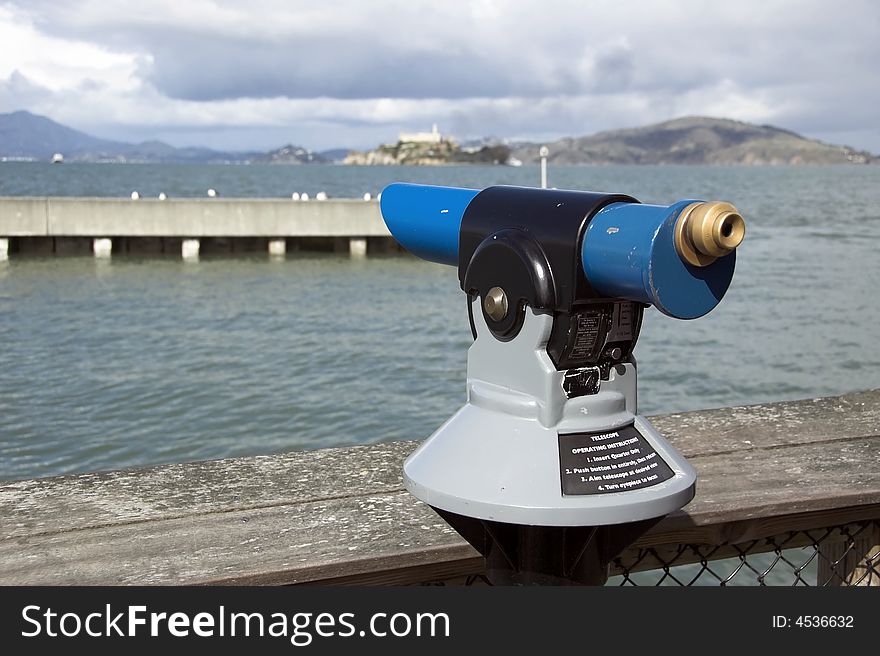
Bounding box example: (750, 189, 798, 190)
(1, 162, 878, 585)
(2, 162, 878, 478)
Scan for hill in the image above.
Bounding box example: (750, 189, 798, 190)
(510, 117, 875, 165)
(0, 110, 124, 160)
(252, 144, 327, 164)
(0, 111, 258, 163)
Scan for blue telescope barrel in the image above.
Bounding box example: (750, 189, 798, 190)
(380, 183, 479, 265)
(582, 200, 740, 319)
(380, 183, 743, 319)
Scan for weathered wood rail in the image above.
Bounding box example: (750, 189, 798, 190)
(1, 390, 878, 585)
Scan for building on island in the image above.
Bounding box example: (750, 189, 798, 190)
(398, 124, 443, 145)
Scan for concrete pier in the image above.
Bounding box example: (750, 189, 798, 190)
(0, 197, 387, 237)
(0, 197, 395, 259)
(93, 237, 112, 258)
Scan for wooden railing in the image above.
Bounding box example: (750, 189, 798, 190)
(1, 390, 878, 586)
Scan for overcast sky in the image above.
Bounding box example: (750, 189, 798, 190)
(0, 0, 877, 152)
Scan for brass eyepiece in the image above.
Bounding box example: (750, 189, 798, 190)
(674, 201, 745, 267)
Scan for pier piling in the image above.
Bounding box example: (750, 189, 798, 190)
(268, 238, 287, 257)
(93, 238, 112, 258)
(350, 237, 368, 257)
(181, 239, 200, 261)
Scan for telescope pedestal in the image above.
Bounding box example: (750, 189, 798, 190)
(403, 305, 696, 585)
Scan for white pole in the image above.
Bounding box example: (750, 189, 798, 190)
(539, 146, 549, 189)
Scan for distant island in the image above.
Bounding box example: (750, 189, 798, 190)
(0, 110, 874, 165)
(343, 124, 512, 166)
(347, 118, 876, 166)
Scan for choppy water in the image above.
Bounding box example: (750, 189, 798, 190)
(1, 163, 879, 486)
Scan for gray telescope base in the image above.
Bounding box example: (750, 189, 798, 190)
(403, 302, 696, 584)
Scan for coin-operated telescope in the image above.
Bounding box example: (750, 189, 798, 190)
(380, 183, 745, 585)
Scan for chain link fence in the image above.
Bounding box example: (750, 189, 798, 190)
(612, 520, 879, 586)
(426, 520, 880, 586)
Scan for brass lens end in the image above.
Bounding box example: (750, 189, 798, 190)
(674, 201, 746, 267)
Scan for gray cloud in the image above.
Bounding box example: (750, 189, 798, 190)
(3, 0, 879, 151)
(0, 70, 50, 111)
(139, 34, 527, 101)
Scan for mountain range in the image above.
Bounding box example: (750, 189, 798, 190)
(0, 111, 330, 164)
(0, 110, 874, 165)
